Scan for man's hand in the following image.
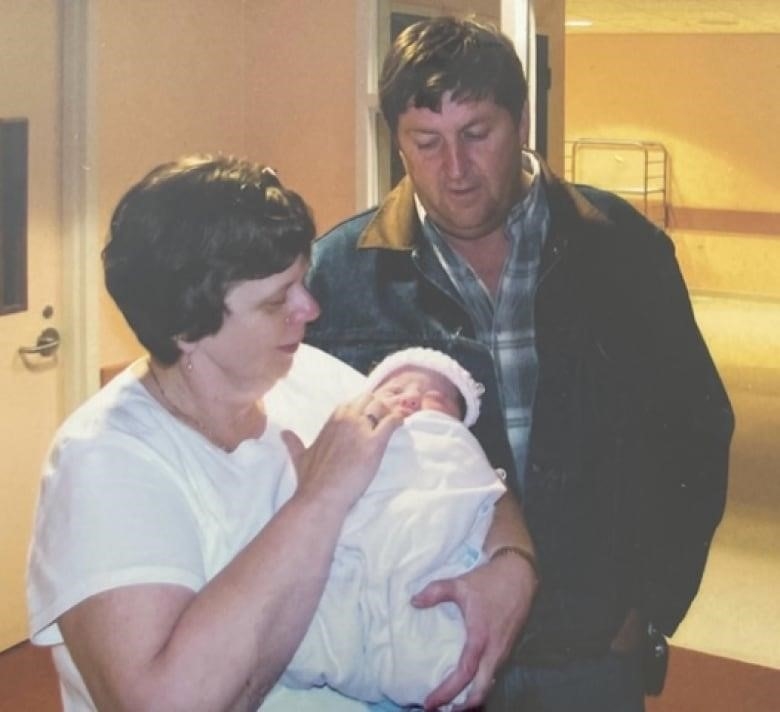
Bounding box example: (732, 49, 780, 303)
(412, 552, 537, 710)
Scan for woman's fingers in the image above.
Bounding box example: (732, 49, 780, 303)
(293, 391, 402, 509)
(335, 390, 401, 435)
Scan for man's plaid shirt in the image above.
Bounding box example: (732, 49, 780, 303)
(419, 159, 550, 490)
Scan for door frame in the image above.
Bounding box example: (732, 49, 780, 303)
(61, 0, 100, 412)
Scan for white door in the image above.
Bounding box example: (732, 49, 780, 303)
(0, 0, 64, 651)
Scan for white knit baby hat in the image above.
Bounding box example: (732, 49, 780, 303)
(366, 347, 485, 427)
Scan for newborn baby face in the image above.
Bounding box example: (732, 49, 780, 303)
(372, 366, 462, 420)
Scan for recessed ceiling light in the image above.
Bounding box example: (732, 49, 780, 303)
(565, 19, 594, 28)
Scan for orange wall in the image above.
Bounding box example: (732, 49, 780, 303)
(565, 34, 780, 214)
(96, 0, 358, 365)
(242, 1, 357, 234)
(565, 33, 780, 299)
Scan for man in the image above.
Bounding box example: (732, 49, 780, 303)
(306, 16, 734, 711)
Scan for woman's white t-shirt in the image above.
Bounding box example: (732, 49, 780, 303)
(27, 345, 366, 711)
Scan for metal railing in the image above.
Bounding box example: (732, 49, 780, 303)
(565, 138, 669, 228)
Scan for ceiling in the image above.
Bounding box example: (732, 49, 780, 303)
(565, 0, 780, 33)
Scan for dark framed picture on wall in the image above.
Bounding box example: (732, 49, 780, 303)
(0, 117, 28, 316)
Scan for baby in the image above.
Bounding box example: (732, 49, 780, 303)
(282, 348, 507, 709)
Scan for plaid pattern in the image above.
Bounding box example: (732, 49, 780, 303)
(420, 160, 549, 490)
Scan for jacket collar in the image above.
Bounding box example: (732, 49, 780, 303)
(357, 176, 419, 250)
(356, 154, 612, 252)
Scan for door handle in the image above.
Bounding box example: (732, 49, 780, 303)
(18, 326, 60, 357)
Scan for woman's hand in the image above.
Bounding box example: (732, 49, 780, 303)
(283, 392, 402, 512)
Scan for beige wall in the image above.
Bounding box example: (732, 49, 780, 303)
(243, 1, 357, 233)
(565, 33, 780, 299)
(96, 0, 359, 365)
(566, 33, 779, 214)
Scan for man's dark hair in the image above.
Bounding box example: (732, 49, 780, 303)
(103, 155, 315, 365)
(379, 16, 528, 134)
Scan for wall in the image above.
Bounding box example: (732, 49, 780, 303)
(565, 33, 780, 298)
(566, 34, 779, 214)
(96, 0, 358, 365)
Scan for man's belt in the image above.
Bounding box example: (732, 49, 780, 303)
(508, 633, 612, 667)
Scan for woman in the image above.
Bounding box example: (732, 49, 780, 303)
(27, 156, 534, 711)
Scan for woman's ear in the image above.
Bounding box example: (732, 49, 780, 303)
(175, 334, 197, 356)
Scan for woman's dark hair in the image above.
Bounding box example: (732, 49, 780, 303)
(103, 155, 315, 365)
(379, 16, 528, 135)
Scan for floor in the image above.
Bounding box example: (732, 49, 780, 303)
(1, 640, 778, 711)
(0, 641, 58, 712)
(645, 646, 780, 712)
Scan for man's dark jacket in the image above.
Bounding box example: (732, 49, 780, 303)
(305, 163, 734, 665)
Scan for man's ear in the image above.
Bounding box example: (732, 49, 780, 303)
(398, 146, 409, 173)
(519, 100, 530, 147)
